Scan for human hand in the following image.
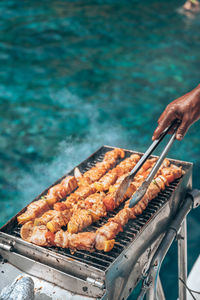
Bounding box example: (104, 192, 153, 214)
(152, 84, 200, 141)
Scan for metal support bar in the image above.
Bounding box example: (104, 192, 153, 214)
(145, 276, 166, 300)
(146, 275, 165, 300)
(137, 192, 195, 300)
(157, 276, 165, 300)
(178, 217, 187, 300)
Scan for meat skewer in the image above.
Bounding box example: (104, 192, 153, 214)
(17, 148, 125, 225)
(95, 163, 184, 251)
(93, 154, 141, 192)
(17, 176, 77, 224)
(20, 160, 180, 249)
(76, 148, 125, 186)
(22, 163, 184, 251)
(67, 157, 158, 234)
(67, 192, 107, 233)
(103, 157, 160, 211)
(20, 156, 156, 235)
(39, 154, 141, 233)
(46, 156, 154, 234)
(64, 153, 140, 208)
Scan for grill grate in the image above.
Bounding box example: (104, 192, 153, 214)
(9, 180, 180, 271)
(2, 147, 182, 271)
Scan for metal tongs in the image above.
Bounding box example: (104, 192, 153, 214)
(115, 120, 180, 208)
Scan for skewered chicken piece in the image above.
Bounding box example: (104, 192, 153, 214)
(93, 170, 118, 192)
(115, 154, 144, 177)
(67, 209, 92, 234)
(67, 193, 107, 233)
(103, 157, 158, 211)
(34, 209, 72, 233)
(45, 176, 78, 206)
(77, 148, 125, 186)
(17, 200, 50, 225)
(20, 221, 50, 246)
(93, 154, 141, 192)
(63, 185, 96, 208)
(47, 231, 97, 251)
(159, 164, 184, 182)
(17, 176, 77, 224)
(34, 210, 60, 226)
(46, 209, 73, 233)
(104, 148, 125, 162)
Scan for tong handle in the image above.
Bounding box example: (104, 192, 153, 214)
(128, 120, 180, 209)
(129, 119, 179, 181)
(145, 130, 177, 185)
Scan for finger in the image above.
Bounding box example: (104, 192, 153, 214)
(152, 110, 175, 140)
(176, 117, 190, 140)
(168, 123, 180, 135)
(158, 110, 166, 123)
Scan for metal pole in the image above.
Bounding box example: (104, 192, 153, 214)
(146, 281, 155, 300)
(145, 275, 165, 300)
(157, 276, 165, 300)
(137, 194, 193, 300)
(178, 217, 187, 300)
(137, 190, 200, 300)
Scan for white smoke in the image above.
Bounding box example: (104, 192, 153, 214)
(16, 89, 129, 207)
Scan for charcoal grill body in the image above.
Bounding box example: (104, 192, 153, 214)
(0, 146, 193, 300)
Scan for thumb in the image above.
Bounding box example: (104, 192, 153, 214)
(152, 110, 175, 140)
(176, 117, 190, 140)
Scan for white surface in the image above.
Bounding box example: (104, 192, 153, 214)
(187, 254, 200, 300)
(0, 260, 95, 300)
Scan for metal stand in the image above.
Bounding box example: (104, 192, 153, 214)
(137, 189, 200, 300)
(146, 275, 165, 300)
(178, 218, 187, 300)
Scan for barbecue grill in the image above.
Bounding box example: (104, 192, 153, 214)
(0, 145, 199, 300)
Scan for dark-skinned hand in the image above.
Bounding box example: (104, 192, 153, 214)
(152, 84, 200, 141)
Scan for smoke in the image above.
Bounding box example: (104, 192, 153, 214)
(16, 90, 129, 207)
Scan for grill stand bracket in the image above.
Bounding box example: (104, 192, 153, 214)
(138, 189, 200, 300)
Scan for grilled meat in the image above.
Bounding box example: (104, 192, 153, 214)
(20, 221, 49, 246)
(77, 148, 125, 186)
(17, 176, 77, 224)
(67, 193, 106, 233)
(17, 200, 50, 225)
(24, 162, 183, 251)
(18, 148, 184, 254)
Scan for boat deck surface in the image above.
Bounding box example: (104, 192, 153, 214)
(0, 258, 94, 300)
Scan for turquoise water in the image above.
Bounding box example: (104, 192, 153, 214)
(0, 0, 199, 298)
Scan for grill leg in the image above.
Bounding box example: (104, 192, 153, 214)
(178, 217, 187, 300)
(157, 276, 165, 300)
(138, 194, 193, 300)
(145, 284, 154, 300)
(146, 275, 165, 300)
